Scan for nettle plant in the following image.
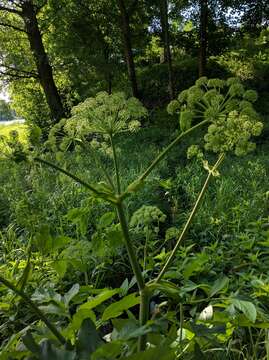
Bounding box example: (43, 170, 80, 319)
(0, 82, 263, 358)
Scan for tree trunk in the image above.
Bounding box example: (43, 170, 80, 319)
(103, 45, 113, 94)
(21, 1, 65, 123)
(199, 0, 208, 77)
(117, 0, 139, 98)
(159, 0, 174, 99)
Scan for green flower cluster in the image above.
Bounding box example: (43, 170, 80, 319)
(47, 92, 147, 152)
(204, 111, 263, 155)
(168, 77, 263, 156)
(130, 205, 166, 234)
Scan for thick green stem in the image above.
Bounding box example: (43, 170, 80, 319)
(116, 202, 144, 291)
(138, 287, 150, 351)
(116, 202, 150, 350)
(110, 135, 121, 194)
(138, 119, 209, 182)
(0, 275, 66, 345)
(34, 157, 112, 201)
(156, 153, 225, 283)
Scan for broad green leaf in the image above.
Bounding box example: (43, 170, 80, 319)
(39, 303, 68, 318)
(52, 236, 71, 251)
(64, 284, 80, 306)
(98, 212, 115, 228)
(209, 276, 229, 297)
(39, 340, 76, 360)
(231, 298, 257, 323)
(72, 308, 96, 331)
(52, 260, 68, 278)
(120, 278, 129, 296)
(123, 346, 175, 359)
(183, 20, 193, 32)
(76, 319, 103, 360)
(22, 331, 40, 355)
(183, 253, 208, 279)
(102, 293, 140, 321)
(106, 228, 124, 248)
(79, 289, 119, 311)
(149, 280, 180, 300)
(92, 341, 122, 360)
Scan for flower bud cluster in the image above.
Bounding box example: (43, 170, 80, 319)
(46, 92, 147, 152)
(167, 77, 263, 156)
(130, 205, 166, 235)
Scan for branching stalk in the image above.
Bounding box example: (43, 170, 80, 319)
(110, 135, 121, 194)
(34, 157, 113, 202)
(0, 275, 66, 345)
(138, 119, 209, 183)
(156, 153, 225, 283)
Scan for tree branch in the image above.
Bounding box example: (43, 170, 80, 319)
(0, 70, 37, 79)
(0, 21, 27, 33)
(0, 5, 22, 15)
(0, 64, 39, 79)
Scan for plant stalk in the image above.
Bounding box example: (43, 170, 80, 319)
(138, 119, 209, 182)
(116, 202, 144, 291)
(116, 201, 150, 351)
(138, 287, 150, 351)
(156, 153, 225, 282)
(110, 135, 121, 194)
(34, 157, 113, 202)
(0, 275, 66, 345)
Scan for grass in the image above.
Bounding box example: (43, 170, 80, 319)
(0, 123, 28, 145)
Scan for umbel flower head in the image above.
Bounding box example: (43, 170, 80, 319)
(168, 77, 263, 156)
(47, 92, 147, 152)
(66, 92, 146, 137)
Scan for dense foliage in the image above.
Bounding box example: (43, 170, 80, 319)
(0, 0, 269, 359)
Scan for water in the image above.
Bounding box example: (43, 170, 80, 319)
(0, 119, 25, 125)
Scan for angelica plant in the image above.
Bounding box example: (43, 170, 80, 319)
(0, 81, 263, 354)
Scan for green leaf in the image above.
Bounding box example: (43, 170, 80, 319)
(76, 319, 103, 360)
(92, 341, 122, 360)
(64, 284, 80, 306)
(71, 308, 96, 331)
(183, 20, 193, 32)
(39, 340, 76, 360)
(106, 228, 124, 248)
(52, 260, 68, 278)
(39, 303, 68, 318)
(79, 288, 119, 312)
(148, 280, 180, 300)
(52, 236, 72, 251)
(230, 298, 257, 323)
(34, 224, 53, 254)
(209, 276, 229, 297)
(123, 346, 175, 359)
(102, 293, 140, 321)
(22, 331, 40, 355)
(120, 278, 129, 296)
(183, 253, 208, 279)
(98, 212, 115, 229)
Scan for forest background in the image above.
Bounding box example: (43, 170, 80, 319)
(0, 0, 269, 359)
